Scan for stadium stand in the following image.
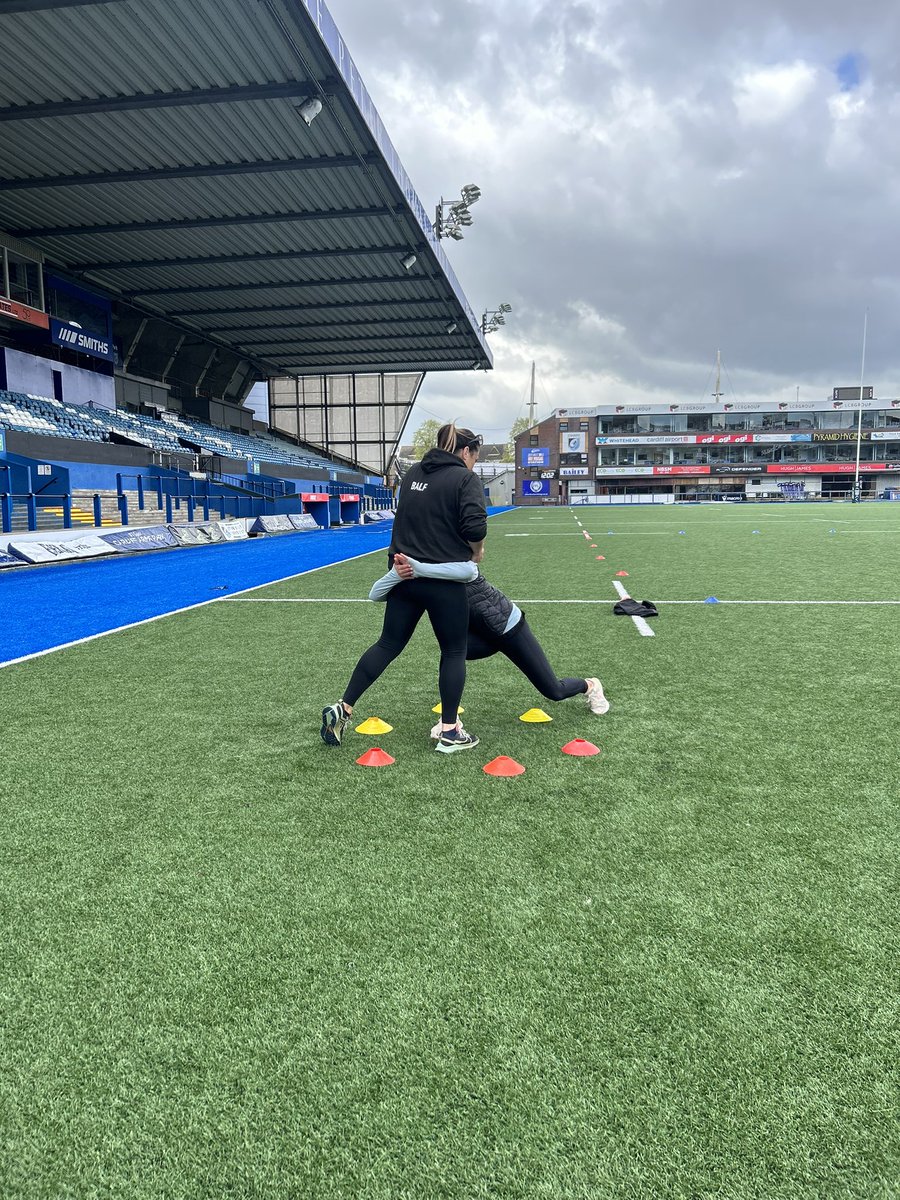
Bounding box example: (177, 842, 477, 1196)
(0, 390, 347, 473)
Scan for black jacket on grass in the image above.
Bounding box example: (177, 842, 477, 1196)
(389, 449, 487, 563)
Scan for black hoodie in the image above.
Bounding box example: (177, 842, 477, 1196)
(389, 448, 488, 563)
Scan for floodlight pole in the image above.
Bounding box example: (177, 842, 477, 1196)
(853, 310, 868, 502)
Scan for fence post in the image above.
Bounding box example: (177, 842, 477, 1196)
(219, 496, 226, 519)
(94, 493, 102, 527)
(202, 496, 209, 521)
(165, 493, 173, 524)
(136, 475, 145, 510)
(186, 496, 195, 522)
(63, 495, 72, 529)
(118, 493, 129, 525)
(26, 493, 37, 531)
(156, 477, 163, 508)
(1, 494, 12, 534)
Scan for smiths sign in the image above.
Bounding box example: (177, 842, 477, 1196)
(50, 318, 114, 361)
(46, 275, 115, 363)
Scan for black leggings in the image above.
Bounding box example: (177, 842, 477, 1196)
(343, 578, 469, 722)
(466, 617, 586, 702)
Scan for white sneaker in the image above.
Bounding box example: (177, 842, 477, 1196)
(585, 678, 610, 715)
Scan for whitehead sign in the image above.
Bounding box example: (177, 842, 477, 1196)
(521, 447, 550, 467)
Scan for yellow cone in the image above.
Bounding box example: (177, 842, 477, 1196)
(355, 717, 393, 735)
(431, 704, 464, 714)
(519, 708, 552, 723)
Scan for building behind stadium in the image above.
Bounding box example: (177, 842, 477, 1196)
(515, 390, 900, 504)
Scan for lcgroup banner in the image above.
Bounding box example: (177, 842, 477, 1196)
(522, 479, 551, 496)
(521, 447, 550, 466)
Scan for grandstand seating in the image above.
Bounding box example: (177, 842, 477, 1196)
(0, 390, 349, 474)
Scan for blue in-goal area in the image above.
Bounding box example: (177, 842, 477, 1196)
(0, 509, 515, 667)
(0, 525, 394, 667)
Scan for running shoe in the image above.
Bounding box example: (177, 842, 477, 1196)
(321, 702, 350, 746)
(435, 725, 480, 754)
(585, 678, 610, 715)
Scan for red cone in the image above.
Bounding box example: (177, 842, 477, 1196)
(356, 747, 395, 767)
(483, 756, 525, 777)
(615, 570, 629, 577)
(561, 739, 601, 757)
(595, 555, 605, 560)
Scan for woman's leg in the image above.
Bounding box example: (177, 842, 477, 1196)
(501, 619, 587, 702)
(421, 578, 470, 726)
(342, 583, 426, 707)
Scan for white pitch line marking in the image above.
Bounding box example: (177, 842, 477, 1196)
(223, 597, 900, 606)
(612, 579, 655, 637)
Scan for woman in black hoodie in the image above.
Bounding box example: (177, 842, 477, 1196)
(321, 422, 487, 754)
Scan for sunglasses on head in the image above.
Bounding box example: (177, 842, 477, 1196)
(463, 435, 483, 452)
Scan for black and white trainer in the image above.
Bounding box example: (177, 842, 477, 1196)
(435, 725, 480, 754)
(321, 702, 350, 747)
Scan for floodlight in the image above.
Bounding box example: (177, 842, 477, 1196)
(499, 302, 512, 313)
(461, 184, 481, 204)
(446, 322, 458, 334)
(447, 227, 464, 240)
(400, 252, 417, 271)
(295, 97, 323, 125)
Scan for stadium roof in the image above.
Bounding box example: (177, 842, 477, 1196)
(0, 0, 493, 377)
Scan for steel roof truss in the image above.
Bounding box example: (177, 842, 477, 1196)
(0, 154, 373, 192)
(0, 81, 335, 122)
(14, 205, 401, 239)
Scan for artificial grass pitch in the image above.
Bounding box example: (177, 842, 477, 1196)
(1, 504, 898, 1198)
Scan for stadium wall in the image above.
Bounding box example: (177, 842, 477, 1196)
(3, 348, 115, 410)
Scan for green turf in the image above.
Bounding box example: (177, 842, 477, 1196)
(1, 503, 898, 1199)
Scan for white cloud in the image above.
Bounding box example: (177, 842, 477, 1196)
(734, 62, 818, 125)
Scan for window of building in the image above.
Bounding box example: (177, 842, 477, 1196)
(559, 422, 569, 431)
(3, 248, 43, 310)
(529, 435, 539, 446)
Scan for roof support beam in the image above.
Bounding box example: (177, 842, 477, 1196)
(69, 243, 408, 274)
(14, 205, 399, 239)
(130, 273, 430, 299)
(0, 154, 372, 192)
(237, 316, 459, 344)
(0, 80, 334, 122)
(0, 0, 128, 12)
(175, 297, 445, 320)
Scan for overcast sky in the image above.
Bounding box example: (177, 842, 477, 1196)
(261, 0, 900, 440)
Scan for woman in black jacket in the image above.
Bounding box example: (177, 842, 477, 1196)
(321, 423, 487, 754)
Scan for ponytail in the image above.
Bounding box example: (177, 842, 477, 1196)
(436, 422, 482, 454)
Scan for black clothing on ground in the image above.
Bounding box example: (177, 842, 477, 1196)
(466, 615, 586, 703)
(343, 578, 469, 722)
(389, 449, 487, 564)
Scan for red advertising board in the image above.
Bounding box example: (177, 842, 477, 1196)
(301, 493, 330, 501)
(338, 494, 359, 501)
(0, 296, 49, 329)
(652, 465, 711, 475)
(767, 463, 889, 474)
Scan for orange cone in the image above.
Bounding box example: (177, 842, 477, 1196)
(561, 739, 601, 757)
(356, 747, 395, 767)
(483, 756, 525, 776)
(590, 544, 597, 548)
(615, 570, 629, 577)
(595, 555, 605, 560)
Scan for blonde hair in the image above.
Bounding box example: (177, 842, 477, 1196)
(437, 422, 480, 454)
